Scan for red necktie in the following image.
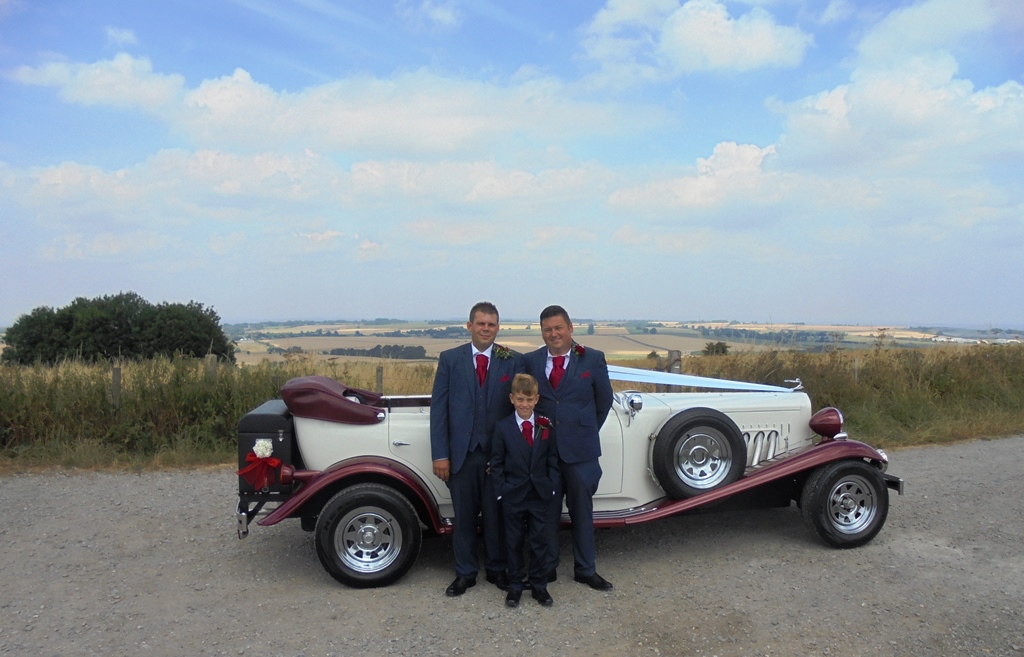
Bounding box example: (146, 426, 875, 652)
(521, 420, 533, 446)
(475, 353, 488, 386)
(549, 355, 565, 389)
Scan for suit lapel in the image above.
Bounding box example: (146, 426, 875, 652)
(483, 349, 503, 403)
(528, 422, 543, 470)
(460, 343, 477, 399)
(511, 417, 531, 469)
(531, 350, 555, 397)
(561, 350, 580, 392)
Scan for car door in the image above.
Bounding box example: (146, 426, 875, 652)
(386, 400, 451, 502)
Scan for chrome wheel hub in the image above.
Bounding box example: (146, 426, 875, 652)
(673, 430, 732, 490)
(827, 475, 877, 534)
(335, 506, 403, 573)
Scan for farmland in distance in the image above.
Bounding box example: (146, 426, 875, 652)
(227, 319, 996, 366)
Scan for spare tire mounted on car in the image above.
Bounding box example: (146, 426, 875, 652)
(652, 408, 747, 499)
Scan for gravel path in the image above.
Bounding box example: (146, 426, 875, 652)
(2, 437, 1022, 657)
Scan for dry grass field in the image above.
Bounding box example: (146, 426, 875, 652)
(686, 321, 935, 341)
(234, 327, 770, 366)
(231, 318, 956, 366)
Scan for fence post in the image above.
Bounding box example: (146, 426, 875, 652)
(204, 354, 218, 382)
(111, 363, 121, 409)
(376, 366, 384, 393)
(656, 350, 683, 392)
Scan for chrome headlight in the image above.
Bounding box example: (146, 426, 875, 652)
(875, 449, 889, 473)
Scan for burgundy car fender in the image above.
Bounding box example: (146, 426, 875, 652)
(602, 439, 894, 528)
(258, 456, 448, 534)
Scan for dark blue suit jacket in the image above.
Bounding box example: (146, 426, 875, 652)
(430, 343, 524, 474)
(524, 344, 614, 464)
(490, 413, 559, 506)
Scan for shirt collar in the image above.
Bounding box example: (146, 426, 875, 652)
(547, 349, 569, 362)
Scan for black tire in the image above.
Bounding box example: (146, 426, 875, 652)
(314, 483, 422, 588)
(800, 460, 889, 548)
(652, 408, 747, 499)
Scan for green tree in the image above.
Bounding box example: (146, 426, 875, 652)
(702, 341, 730, 356)
(1, 293, 234, 364)
(139, 302, 234, 360)
(0, 306, 63, 363)
(587, 323, 595, 335)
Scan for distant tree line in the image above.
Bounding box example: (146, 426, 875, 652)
(329, 345, 428, 359)
(373, 326, 470, 339)
(1, 292, 234, 364)
(698, 326, 843, 344)
(244, 328, 347, 340)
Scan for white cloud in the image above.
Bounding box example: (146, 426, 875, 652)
(396, 0, 463, 31)
(819, 0, 854, 25)
(657, 0, 812, 73)
(581, 0, 812, 83)
(8, 53, 665, 159)
(610, 142, 780, 211)
(9, 54, 183, 112)
(42, 232, 171, 260)
(855, 0, 997, 69)
(208, 232, 247, 255)
(297, 229, 344, 243)
(776, 0, 1024, 178)
(105, 26, 138, 47)
(356, 239, 385, 261)
(527, 226, 597, 250)
(407, 220, 492, 245)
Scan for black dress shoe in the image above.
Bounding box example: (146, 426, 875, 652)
(445, 576, 477, 597)
(574, 573, 613, 591)
(531, 588, 554, 606)
(486, 571, 510, 591)
(505, 588, 522, 608)
(524, 570, 557, 590)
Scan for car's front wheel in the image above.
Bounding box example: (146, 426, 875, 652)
(315, 483, 422, 587)
(800, 460, 889, 548)
(652, 408, 746, 499)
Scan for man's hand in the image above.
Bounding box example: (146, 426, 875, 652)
(432, 458, 451, 482)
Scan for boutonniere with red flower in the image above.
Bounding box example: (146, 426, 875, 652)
(535, 415, 551, 440)
(237, 438, 282, 491)
(493, 344, 514, 360)
(573, 342, 586, 357)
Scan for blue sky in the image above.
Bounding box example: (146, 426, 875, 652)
(1, 0, 1022, 328)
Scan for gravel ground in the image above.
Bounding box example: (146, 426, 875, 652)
(2, 436, 1022, 657)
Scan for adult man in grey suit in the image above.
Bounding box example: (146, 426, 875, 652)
(524, 305, 615, 591)
(430, 301, 524, 596)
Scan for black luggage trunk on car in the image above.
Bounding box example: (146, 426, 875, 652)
(237, 399, 298, 497)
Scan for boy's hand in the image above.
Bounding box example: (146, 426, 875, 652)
(432, 459, 451, 481)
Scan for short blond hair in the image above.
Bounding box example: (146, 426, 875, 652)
(510, 373, 538, 397)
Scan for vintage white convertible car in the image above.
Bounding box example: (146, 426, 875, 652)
(235, 366, 903, 588)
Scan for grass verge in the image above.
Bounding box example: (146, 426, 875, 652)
(2, 345, 1023, 470)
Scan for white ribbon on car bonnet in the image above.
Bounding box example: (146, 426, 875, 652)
(608, 365, 794, 393)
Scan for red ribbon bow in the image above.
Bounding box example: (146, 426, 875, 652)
(237, 453, 282, 490)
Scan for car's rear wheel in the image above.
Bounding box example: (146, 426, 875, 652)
(652, 408, 746, 499)
(315, 483, 422, 587)
(800, 460, 889, 548)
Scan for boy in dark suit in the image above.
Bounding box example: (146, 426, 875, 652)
(490, 373, 559, 607)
